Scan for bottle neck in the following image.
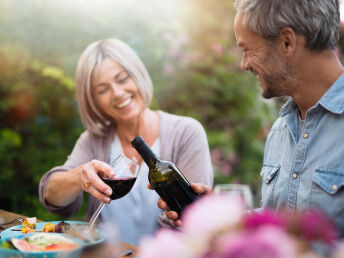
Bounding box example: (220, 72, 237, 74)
(131, 137, 158, 168)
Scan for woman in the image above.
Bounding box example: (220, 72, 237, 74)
(39, 38, 213, 245)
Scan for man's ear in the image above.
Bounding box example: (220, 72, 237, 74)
(279, 27, 296, 57)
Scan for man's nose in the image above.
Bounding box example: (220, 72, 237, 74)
(241, 57, 249, 71)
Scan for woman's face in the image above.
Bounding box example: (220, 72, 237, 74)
(91, 58, 145, 123)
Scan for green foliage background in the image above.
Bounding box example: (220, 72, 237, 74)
(0, 0, 279, 221)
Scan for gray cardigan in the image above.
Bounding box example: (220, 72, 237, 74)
(39, 110, 214, 221)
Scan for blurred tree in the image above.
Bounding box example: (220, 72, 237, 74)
(0, 46, 84, 220)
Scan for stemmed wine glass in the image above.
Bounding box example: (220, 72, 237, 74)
(214, 184, 254, 210)
(88, 154, 140, 229)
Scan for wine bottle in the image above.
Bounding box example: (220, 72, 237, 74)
(131, 136, 200, 215)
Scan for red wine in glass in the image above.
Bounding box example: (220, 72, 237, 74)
(101, 176, 137, 200)
(88, 155, 140, 229)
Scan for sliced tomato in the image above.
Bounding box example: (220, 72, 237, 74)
(44, 243, 78, 251)
(10, 238, 43, 252)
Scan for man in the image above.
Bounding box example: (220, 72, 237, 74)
(155, 0, 344, 236)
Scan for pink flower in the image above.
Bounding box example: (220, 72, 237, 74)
(140, 228, 209, 258)
(297, 210, 338, 245)
(139, 229, 186, 258)
(182, 193, 245, 236)
(138, 195, 338, 257)
(242, 209, 287, 231)
(212, 226, 297, 258)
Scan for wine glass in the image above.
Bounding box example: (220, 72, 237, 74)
(214, 184, 254, 210)
(88, 154, 140, 229)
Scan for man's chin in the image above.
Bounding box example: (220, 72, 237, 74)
(261, 88, 277, 99)
(262, 89, 288, 99)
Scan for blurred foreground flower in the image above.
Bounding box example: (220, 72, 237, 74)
(139, 194, 339, 258)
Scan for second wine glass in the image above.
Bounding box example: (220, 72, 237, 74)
(214, 184, 254, 210)
(88, 154, 140, 228)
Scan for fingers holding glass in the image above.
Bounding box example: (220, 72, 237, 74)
(90, 159, 116, 178)
(81, 156, 139, 203)
(80, 160, 114, 203)
(88, 155, 140, 228)
(82, 177, 111, 203)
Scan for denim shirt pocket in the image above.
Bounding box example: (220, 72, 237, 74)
(312, 167, 344, 195)
(311, 167, 344, 227)
(260, 163, 280, 208)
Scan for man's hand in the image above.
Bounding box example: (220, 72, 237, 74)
(148, 183, 212, 227)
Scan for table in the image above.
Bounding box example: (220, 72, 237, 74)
(0, 209, 138, 257)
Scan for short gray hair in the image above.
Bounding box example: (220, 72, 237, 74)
(75, 39, 153, 136)
(234, 0, 340, 50)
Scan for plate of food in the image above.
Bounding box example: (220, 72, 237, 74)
(0, 232, 84, 258)
(0, 218, 104, 247)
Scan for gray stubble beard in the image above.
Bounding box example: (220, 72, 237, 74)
(260, 48, 297, 99)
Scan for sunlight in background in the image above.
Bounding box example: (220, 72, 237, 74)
(0, 0, 184, 73)
(57, 0, 182, 26)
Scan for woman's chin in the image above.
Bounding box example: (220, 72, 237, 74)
(114, 108, 142, 123)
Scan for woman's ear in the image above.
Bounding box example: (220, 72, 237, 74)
(279, 27, 296, 57)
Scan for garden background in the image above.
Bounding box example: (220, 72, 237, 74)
(1, 0, 342, 221)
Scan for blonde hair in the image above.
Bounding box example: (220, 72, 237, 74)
(75, 39, 153, 136)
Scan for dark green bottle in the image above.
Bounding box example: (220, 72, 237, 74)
(131, 136, 200, 215)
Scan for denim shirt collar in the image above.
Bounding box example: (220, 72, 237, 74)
(280, 72, 344, 118)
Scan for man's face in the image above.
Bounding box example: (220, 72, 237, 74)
(234, 13, 295, 99)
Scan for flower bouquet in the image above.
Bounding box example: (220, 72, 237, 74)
(139, 193, 341, 258)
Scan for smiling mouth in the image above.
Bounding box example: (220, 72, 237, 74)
(116, 97, 132, 108)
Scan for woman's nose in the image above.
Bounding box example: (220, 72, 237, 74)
(111, 83, 124, 97)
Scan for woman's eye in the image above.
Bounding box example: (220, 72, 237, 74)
(118, 75, 129, 84)
(97, 87, 109, 95)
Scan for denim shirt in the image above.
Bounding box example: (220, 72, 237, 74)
(261, 73, 344, 237)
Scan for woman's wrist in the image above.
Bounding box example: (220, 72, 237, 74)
(45, 168, 82, 206)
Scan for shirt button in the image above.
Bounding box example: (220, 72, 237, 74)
(303, 133, 309, 139)
(266, 175, 271, 182)
(292, 173, 297, 179)
(332, 185, 338, 191)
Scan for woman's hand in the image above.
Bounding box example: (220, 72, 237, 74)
(80, 160, 115, 203)
(45, 159, 116, 207)
(148, 183, 212, 227)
